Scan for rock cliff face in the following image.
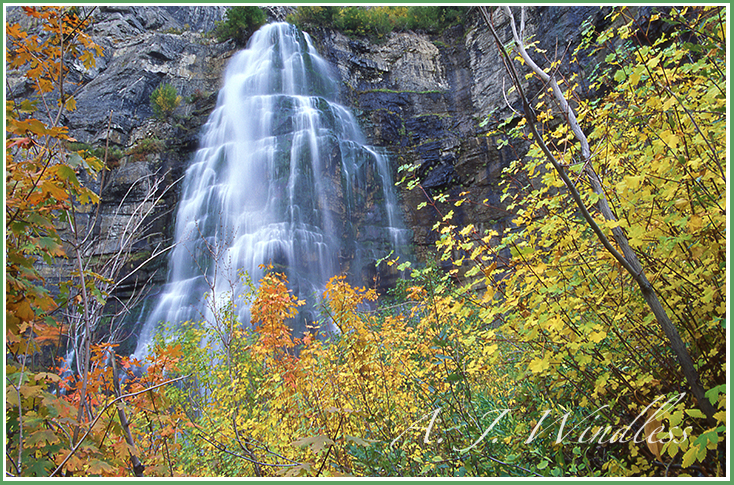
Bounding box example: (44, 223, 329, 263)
(17, 6, 615, 324)
(307, 6, 612, 261)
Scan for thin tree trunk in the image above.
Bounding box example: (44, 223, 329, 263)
(111, 351, 145, 476)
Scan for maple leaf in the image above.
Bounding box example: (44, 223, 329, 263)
(291, 434, 335, 454)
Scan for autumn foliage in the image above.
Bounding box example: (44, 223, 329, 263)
(6, 7, 182, 477)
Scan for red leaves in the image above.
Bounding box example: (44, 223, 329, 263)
(7, 137, 34, 149)
(33, 322, 68, 346)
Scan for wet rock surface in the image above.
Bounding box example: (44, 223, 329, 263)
(307, 6, 613, 258)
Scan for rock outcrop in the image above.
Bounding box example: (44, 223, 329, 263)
(66, 6, 232, 146)
(308, 6, 613, 261)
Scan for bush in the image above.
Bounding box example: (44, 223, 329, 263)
(69, 142, 125, 168)
(126, 137, 165, 161)
(286, 6, 339, 28)
(213, 6, 266, 45)
(288, 6, 467, 41)
(149, 82, 181, 120)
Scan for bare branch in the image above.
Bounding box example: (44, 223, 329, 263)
(49, 374, 190, 477)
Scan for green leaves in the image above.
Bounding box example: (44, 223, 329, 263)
(213, 6, 266, 44)
(149, 83, 181, 120)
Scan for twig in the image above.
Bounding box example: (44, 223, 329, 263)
(232, 404, 262, 476)
(197, 434, 302, 469)
(316, 413, 343, 477)
(6, 448, 20, 476)
(110, 351, 145, 476)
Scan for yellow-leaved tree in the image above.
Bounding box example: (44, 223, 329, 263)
(450, 5, 725, 475)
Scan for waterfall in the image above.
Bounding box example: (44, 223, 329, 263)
(134, 23, 409, 356)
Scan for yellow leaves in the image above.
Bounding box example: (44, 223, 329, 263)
(645, 96, 662, 110)
(575, 352, 593, 367)
(80, 50, 97, 70)
(622, 174, 644, 191)
(63, 95, 77, 112)
(291, 434, 335, 454)
(681, 442, 707, 468)
(588, 329, 606, 344)
(458, 223, 474, 236)
(527, 357, 550, 375)
(628, 66, 644, 87)
(687, 215, 703, 232)
(482, 343, 498, 360)
(659, 130, 680, 149)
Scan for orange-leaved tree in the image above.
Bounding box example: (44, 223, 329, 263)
(6, 7, 184, 477)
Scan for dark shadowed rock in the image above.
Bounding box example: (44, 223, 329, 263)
(308, 6, 614, 257)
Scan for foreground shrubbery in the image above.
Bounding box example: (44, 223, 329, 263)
(150, 267, 602, 477)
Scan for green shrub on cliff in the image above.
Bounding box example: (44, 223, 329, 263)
(286, 6, 339, 28)
(214, 6, 266, 45)
(149, 82, 181, 120)
(288, 6, 467, 40)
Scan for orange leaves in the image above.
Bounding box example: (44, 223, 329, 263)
(33, 322, 68, 346)
(644, 409, 664, 460)
(6, 117, 69, 138)
(250, 268, 304, 357)
(406, 285, 426, 300)
(21, 6, 44, 18)
(5, 9, 119, 476)
(13, 299, 36, 323)
(6, 3, 103, 382)
(40, 178, 71, 202)
(6, 21, 27, 40)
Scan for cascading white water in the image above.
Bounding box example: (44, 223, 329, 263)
(134, 23, 409, 356)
